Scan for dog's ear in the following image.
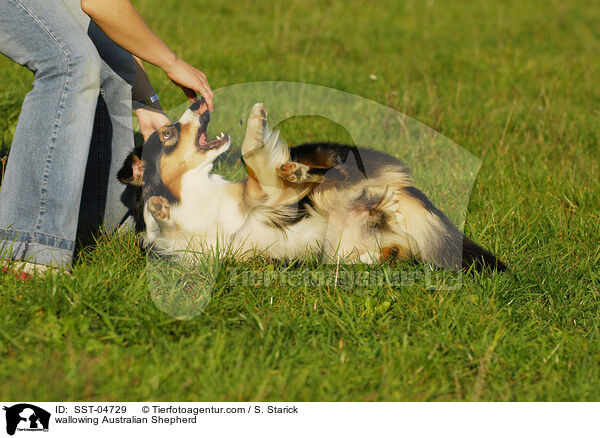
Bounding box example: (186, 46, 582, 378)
(118, 149, 145, 186)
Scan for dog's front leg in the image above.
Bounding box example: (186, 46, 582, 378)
(277, 162, 325, 184)
(147, 195, 178, 236)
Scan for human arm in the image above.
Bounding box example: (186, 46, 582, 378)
(132, 56, 171, 140)
(81, 0, 213, 110)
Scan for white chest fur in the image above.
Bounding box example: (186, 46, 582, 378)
(175, 169, 246, 240)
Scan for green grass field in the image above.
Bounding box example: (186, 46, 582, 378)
(1, 0, 599, 401)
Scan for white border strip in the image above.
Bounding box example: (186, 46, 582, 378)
(0, 402, 597, 437)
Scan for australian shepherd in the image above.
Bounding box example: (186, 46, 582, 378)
(118, 99, 506, 272)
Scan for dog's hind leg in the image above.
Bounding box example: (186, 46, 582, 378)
(241, 103, 269, 157)
(241, 103, 290, 188)
(240, 103, 308, 205)
(241, 103, 287, 173)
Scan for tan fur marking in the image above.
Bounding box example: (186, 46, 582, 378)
(160, 123, 210, 201)
(225, 182, 247, 211)
(126, 155, 145, 186)
(379, 245, 411, 262)
(246, 165, 259, 183)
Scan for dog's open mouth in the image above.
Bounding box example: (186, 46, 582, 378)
(197, 131, 230, 150)
(194, 102, 230, 150)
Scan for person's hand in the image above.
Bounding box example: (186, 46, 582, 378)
(164, 57, 214, 111)
(135, 107, 171, 141)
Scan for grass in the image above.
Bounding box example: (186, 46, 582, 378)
(1, 0, 599, 401)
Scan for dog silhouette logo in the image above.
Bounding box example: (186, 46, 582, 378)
(2, 404, 50, 435)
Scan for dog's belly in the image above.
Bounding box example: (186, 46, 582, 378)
(232, 210, 328, 260)
(234, 206, 394, 263)
(266, 214, 329, 259)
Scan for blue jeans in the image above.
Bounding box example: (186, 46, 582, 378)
(0, 0, 135, 267)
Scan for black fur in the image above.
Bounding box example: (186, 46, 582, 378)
(117, 146, 145, 233)
(116, 145, 142, 184)
(120, 183, 145, 233)
(462, 237, 507, 272)
(139, 129, 181, 204)
(290, 142, 368, 177)
(117, 130, 181, 233)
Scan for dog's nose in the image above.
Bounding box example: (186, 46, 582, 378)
(189, 97, 211, 129)
(189, 97, 210, 115)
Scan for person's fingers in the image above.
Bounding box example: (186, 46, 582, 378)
(166, 60, 214, 110)
(177, 83, 212, 111)
(190, 67, 213, 110)
(172, 79, 213, 109)
(194, 82, 213, 109)
(202, 95, 213, 112)
(197, 85, 213, 111)
(201, 78, 214, 98)
(200, 75, 214, 97)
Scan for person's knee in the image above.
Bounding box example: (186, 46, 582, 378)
(68, 46, 103, 89)
(34, 40, 102, 93)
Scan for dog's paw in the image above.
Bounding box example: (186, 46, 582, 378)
(277, 162, 309, 183)
(250, 102, 267, 123)
(242, 103, 268, 155)
(148, 196, 171, 221)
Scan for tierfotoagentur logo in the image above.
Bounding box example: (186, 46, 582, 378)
(228, 267, 463, 290)
(2, 404, 50, 435)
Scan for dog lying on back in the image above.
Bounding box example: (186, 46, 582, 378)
(118, 99, 506, 271)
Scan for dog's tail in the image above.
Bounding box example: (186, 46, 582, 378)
(392, 185, 507, 272)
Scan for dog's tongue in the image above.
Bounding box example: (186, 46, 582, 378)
(198, 132, 208, 146)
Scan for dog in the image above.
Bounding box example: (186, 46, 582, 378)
(118, 99, 506, 271)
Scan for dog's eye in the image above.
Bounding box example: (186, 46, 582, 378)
(161, 127, 177, 142)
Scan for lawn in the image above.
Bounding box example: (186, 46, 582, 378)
(1, 0, 599, 401)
